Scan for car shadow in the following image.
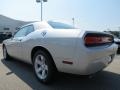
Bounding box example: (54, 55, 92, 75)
(1, 58, 120, 90)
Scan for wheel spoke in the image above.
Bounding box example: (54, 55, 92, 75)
(44, 65, 48, 71)
(40, 55, 45, 64)
(40, 55, 44, 60)
(41, 70, 46, 78)
(37, 67, 42, 73)
(36, 59, 42, 65)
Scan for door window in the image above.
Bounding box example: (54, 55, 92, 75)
(14, 25, 34, 38)
(26, 25, 34, 35)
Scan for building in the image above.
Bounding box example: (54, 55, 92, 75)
(0, 15, 30, 35)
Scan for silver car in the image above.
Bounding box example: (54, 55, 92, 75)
(2, 21, 118, 84)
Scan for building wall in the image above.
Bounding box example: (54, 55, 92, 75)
(0, 15, 30, 35)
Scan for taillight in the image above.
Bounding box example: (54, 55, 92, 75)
(84, 33, 113, 47)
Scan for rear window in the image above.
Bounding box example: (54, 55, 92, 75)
(48, 21, 75, 29)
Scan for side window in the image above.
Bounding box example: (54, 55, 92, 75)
(26, 25, 34, 35)
(14, 28, 27, 38)
(14, 25, 34, 38)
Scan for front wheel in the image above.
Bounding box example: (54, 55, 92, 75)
(33, 50, 55, 84)
(3, 46, 10, 60)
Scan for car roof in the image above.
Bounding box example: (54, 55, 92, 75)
(20, 21, 52, 29)
(20, 20, 75, 29)
(21, 21, 46, 27)
(21, 20, 71, 27)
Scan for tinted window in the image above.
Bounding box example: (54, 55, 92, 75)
(48, 21, 75, 29)
(14, 25, 34, 38)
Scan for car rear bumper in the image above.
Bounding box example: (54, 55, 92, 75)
(82, 54, 114, 75)
(55, 44, 118, 75)
(74, 44, 118, 75)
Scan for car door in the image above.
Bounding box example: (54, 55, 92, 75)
(18, 25, 35, 62)
(6, 27, 27, 59)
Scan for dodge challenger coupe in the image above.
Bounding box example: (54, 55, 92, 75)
(2, 21, 118, 83)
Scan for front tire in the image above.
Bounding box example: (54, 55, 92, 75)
(3, 46, 10, 60)
(33, 50, 55, 84)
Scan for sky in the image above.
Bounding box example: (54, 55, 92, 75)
(0, 0, 120, 31)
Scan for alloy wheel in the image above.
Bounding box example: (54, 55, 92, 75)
(34, 54, 48, 80)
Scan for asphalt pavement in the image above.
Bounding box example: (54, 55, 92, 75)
(0, 46, 120, 90)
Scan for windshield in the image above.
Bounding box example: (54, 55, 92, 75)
(48, 21, 75, 29)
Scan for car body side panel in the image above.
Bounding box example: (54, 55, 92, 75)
(40, 29, 81, 72)
(18, 29, 82, 72)
(3, 38, 22, 58)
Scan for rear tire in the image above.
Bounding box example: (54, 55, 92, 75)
(33, 50, 55, 84)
